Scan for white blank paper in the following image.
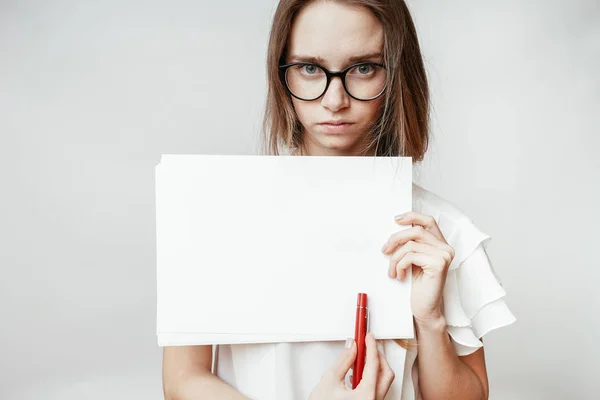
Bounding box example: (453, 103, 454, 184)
(156, 154, 414, 345)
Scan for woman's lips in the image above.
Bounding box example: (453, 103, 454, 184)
(318, 122, 354, 134)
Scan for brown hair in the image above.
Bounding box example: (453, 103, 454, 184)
(260, 0, 430, 161)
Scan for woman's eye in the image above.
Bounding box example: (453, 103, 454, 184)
(302, 64, 319, 74)
(356, 64, 373, 74)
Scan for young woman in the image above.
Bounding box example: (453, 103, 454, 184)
(162, 1, 515, 399)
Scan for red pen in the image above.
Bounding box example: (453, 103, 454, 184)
(352, 292, 368, 389)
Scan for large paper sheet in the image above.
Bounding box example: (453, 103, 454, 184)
(156, 155, 414, 345)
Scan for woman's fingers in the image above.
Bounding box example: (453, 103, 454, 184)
(387, 240, 453, 280)
(330, 338, 357, 381)
(375, 348, 395, 400)
(357, 335, 396, 399)
(310, 336, 396, 400)
(395, 251, 447, 280)
(356, 332, 379, 392)
(394, 252, 424, 280)
(394, 212, 445, 241)
(382, 225, 448, 255)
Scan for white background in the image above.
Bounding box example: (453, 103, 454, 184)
(1, 0, 599, 398)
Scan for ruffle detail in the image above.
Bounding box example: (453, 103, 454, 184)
(413, 185, 516, 356)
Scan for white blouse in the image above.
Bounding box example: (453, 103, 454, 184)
(213, 183, 516, 399)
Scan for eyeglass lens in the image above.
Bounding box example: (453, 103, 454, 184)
(285, 63, 386, 100)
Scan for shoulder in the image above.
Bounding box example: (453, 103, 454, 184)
(412, 183, 474, 226)
(413, 184, 491, 274)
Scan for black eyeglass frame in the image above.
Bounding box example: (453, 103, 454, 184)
(278, 61, 388, 102)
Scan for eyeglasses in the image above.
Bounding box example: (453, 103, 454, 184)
(278, 62, 387, 101)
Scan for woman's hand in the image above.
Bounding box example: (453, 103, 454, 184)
(382, 212, 455, 325)
(308, 332, 395, 400)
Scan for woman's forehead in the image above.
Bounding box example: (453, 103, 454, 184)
(287, 1, 383, 67)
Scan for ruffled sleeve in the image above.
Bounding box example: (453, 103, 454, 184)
(413, 185, 516, 357)
(441, 218, 516, 356)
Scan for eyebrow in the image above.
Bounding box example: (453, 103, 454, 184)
(289, 52, 383, 64)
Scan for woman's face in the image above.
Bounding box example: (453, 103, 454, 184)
(286, 1, 385, 156)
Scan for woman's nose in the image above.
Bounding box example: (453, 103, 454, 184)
(320, 77, 350, 112)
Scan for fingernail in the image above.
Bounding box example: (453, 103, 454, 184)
(394, 213, 405, 220)
(345, 338, 353, 348)
(381, 242, 389, 252)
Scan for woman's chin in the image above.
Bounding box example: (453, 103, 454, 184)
(302, 129, 365, 155)
(317, 137, 364, 155)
